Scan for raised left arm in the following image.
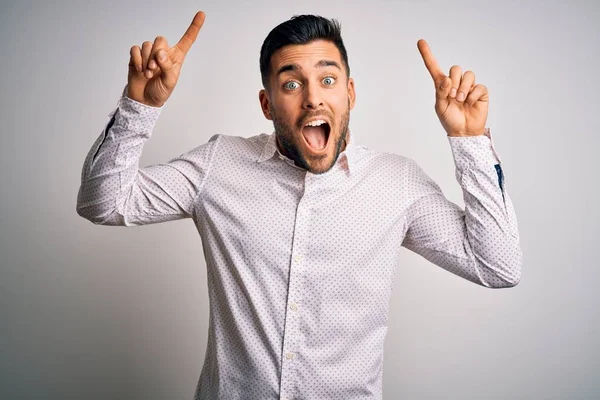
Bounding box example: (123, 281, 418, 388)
(401, 131, 522, 288)
(401, 40, 522, 287)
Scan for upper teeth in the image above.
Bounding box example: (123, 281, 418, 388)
(305, 119, 326, 127)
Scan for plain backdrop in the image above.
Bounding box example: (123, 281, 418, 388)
(1, 0, 598, 399)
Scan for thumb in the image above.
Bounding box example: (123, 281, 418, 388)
(436, 75, 451, 106)
(155, 49, 177, 90)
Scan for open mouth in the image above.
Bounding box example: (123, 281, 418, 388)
(301, 120, 331, 152)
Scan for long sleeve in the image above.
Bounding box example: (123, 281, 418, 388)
(401, 131, 522, 288)
(76, 84, 220, 226)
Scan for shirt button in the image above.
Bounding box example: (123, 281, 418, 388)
(285, 352, 295, 360)
(294, 255, 302, 262)
(289, 302, 298, 311)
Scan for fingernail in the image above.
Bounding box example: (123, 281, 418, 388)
(158, 50, 166, 60)
(148, 60, 156, 69)
(457, 92, 465, 101)
(136, 65, 142, 72)
(450, 88, 457, 97)
(145, 70, 153, 79)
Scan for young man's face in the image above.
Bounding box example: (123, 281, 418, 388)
(259, 39, 356, 174)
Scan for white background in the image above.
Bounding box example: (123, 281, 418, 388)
(1, 0, 598, 398)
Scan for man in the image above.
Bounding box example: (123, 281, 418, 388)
(76, 11, 522, 400)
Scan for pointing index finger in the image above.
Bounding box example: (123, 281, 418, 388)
(417, 39, 445, 82)
(175, 11, 206, 55)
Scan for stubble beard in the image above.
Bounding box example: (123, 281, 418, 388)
(271, 100, 350, 175)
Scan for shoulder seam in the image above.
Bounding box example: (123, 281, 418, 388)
(190, 134, 222, 216)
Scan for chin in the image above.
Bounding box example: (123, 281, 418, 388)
(302, 144, 337, 174)
(275, 122, 340, 174)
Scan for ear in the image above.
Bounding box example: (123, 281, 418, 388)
(347, 77, 356, 110)
(259, 89, 273, 120)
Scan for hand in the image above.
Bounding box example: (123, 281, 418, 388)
(127, 11, 206, 107)
(417, 39, 488, 137)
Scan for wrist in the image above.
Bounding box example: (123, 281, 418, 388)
(447, 129, 486, 137)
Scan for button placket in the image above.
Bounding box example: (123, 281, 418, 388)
(280, 193, 310, 399)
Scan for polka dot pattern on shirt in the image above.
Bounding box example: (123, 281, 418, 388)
(76, 86, 523, 400)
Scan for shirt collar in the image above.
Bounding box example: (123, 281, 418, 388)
(256, 128, 356, 175)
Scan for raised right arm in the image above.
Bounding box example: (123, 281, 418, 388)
(76, 12, 218, 226)
(76, 85, 219, 226)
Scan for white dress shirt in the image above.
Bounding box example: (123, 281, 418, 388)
(76, 85, 522, 400)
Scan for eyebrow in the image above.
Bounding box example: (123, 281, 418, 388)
(275, 60, 342, 77)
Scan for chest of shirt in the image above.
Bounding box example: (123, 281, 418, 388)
(193, 150, 411, 278)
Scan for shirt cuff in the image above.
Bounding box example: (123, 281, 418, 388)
(111, 84, 164, 136)
(447, 128, 503, 170)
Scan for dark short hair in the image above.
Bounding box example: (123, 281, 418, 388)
(259, 15, 350, 90)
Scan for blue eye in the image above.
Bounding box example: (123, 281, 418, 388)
(323, 77, 336, 85)
(284, 81, 300, 90)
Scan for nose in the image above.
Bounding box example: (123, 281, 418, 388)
(302, 82, 324, 110)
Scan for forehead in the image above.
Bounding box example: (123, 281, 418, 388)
(270, 39, 342, 72)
